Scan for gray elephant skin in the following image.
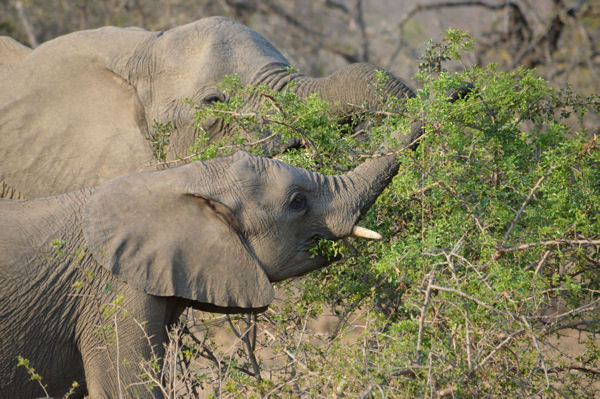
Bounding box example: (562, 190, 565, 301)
(0, 16, 413, 200)
(0, 151, 398, 398)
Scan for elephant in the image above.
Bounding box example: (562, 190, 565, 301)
(0, 16, 415, 200)
(0, 150, 399, 398)
(0, 36, 31, 67)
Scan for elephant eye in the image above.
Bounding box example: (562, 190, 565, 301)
(289, 193, 307, 211)
(204, 93, 225, 105)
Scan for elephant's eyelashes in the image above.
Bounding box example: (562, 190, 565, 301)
(203, 93, 225, 105)
(289, 193, 307, 211)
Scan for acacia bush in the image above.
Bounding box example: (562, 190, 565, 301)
(160, 30, 599, 398)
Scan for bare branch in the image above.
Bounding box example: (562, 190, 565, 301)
(496, 239, 600, 255)
(416, 270, 436, 364)
(396, 1, 525, 31)
(14, 1, 39, 48)
(503, 166, 555, 246)
(475, 328, 526, 370)
(429, 284, 513, 318)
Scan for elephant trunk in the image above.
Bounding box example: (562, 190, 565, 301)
(325, 154, 399, 239)
(293, 63, 415, 113)
(292, 63, 424, 150)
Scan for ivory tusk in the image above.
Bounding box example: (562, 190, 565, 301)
(349, 225, 382, 240)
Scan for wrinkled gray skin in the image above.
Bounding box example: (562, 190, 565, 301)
(0, 16, 413, 200)
(0, 36, 30, 68)
(0, 151, 398, 398)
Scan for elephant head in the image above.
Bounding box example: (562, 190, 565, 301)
(83, 151, 398, 311)
(0, 16, 413, 199)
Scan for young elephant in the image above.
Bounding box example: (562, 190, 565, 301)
(0, 151, 398, 398)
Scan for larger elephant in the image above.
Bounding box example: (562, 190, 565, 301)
(0, 16, 413, 199)
(0, 151, 398, 398)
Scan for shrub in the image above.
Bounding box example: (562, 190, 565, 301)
(167, 29, 600, 398)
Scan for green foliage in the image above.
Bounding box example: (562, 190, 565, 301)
(148, 120, 173, 161)
(170, 29, 600, 397)
(50, 238, 66, 255)
(16, 356, 48, 394)
(309, 238, 346, 260)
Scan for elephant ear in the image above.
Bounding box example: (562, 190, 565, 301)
(82, 164, 274, 311)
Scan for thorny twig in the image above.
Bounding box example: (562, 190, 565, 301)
(416, 270, 436, 364)
(226, 314, 262, 379)
(502, 166, 555, 246)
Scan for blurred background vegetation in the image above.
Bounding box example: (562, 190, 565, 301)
(1, 0, 598, 92)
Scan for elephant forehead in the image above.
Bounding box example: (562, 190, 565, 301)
(158, 17, 288, 84)
(229, 156, 321, 200)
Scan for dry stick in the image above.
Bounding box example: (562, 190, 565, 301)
(535, 297, 600, 321)
(544, 366, 600, 377)
(443, 231, 469, 285)
(453, 252, 497, 295)
(83, 280, 133, 399)
(170, 326, 179, 396)
(119, 308, 171, 398)
(355, 0, 369, 62)
(184, 324, 225, 391)
(502, 166, 555, 247)
(113, 313, 124, 399)
(475, 328, 525, 370)
(464, 310, 473, 370)
(429, 284, 514, 318)
(295, 307, 311, 351)
(426, 351, 435, 399)
(264, 377, 302, 398)
(521, 316, 550, 389)
(251, 312, 258, 355)
(245, 313, 261, 380)
(261, 328, 318, 375)
(226, 315, 261, 379)
(534, 249, 552, 276)
(416, 271, 436, 364)
(396, 0, 523, 30)
(497, 239, 600, 254)
(221, 319, 240, 395)
(182, 325, 214, 361)
(14, 1, 39, 47)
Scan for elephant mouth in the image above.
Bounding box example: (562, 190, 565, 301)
(307, 225, 382, 260)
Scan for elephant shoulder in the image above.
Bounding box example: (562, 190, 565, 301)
(0, 191, 91, 279)
(0, 27, 156, 197)
(0, 199, 44, 279)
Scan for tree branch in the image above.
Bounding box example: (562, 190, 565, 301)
(14, 1, 39, 48)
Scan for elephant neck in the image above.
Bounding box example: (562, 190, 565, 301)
(0, 189, 94, 247)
